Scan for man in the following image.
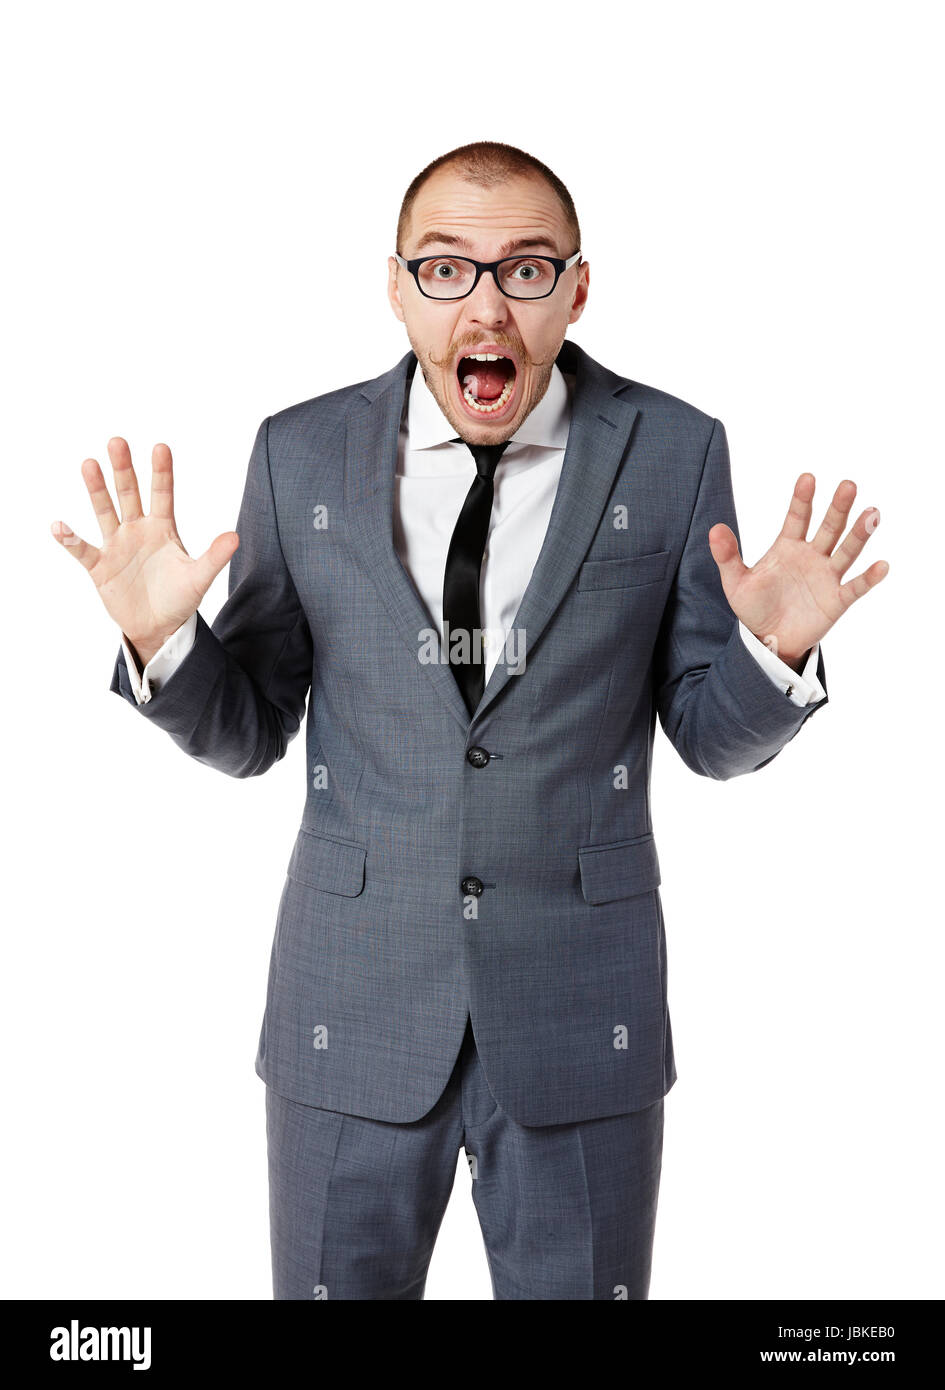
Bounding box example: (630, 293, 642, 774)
(51, 141, 887, 1300)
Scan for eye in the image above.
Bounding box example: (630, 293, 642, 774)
(508, 259, 550, 281)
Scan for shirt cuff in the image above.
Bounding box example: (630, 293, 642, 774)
(120, 611, 199, 706)
(737, 621, 825, 707)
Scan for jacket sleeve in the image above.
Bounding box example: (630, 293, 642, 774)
(652, 417, 828, 780)
(109, 415, 313, 777)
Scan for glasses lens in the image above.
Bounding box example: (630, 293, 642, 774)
(497, 257, 557, 298)
(416, 256, 558, 299)
(417, 257, 478, 299)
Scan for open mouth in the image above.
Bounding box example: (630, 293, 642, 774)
(454, 350, 518, 418)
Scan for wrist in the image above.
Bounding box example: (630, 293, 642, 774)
(123, 632, 169, 668)
(753, 629, 810, 674)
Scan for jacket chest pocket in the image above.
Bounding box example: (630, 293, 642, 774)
(577, 549, 671, 592)
(287, 828, 366, 896)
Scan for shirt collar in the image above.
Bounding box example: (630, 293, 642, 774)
(404, 356, 572, 452)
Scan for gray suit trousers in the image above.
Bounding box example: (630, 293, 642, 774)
(265, 1014, 664, 1300)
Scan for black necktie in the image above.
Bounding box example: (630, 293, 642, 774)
(443, 436, 511, 715)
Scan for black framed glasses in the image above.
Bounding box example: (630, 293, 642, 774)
(394, 250, 582, 301)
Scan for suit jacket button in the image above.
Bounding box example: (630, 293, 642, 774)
(466, 746, 490, 768)
(461, 876, 484, 896)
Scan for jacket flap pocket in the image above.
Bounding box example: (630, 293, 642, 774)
(578, 550, 671, 591)
(578, 833, 662, 905)
(287, 829, 366, 897)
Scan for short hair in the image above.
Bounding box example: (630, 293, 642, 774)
(396, 141, 581, 258)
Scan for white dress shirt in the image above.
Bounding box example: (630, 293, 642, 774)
(121, 364, 824, 706)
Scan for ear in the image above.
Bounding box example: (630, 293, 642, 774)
(388, 256, 406, 324)
(567, 260, 589, 326)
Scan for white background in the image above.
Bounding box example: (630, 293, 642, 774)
(3, 0, 940, 1300)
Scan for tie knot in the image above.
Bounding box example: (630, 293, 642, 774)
(451, 436, 511, 479)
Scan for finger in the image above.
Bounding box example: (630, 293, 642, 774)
(810, 478, 858, 555)
(50, 519, 101, 572)
(830, 505, 881, 578)
(106, 436, 144, 522)
(778, 473, 816, 542)
(189, 531, 240, 599)
(149, 441, 176, 522)
(837, 557, 890, 609)
(707, 522, 749, 581)
(80, 456, 120, 539)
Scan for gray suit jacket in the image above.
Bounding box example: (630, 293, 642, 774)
(110, 337, 828, 1125)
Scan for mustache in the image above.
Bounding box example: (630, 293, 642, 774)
(428, 343, 556, 370)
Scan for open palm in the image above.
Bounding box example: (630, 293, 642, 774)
(708, 474, 889, 663)
(51, 437, 239, 661)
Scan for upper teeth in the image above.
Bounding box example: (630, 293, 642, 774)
(466, 352, 506, 361)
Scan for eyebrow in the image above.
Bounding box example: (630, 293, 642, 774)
(412, 231, 561, 258)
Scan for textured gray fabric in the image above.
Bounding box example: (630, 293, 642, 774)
(109, 336, 828, 1126)
(266, 1015, 664, 1300)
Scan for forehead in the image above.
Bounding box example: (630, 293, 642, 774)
(406, 168, 569, 255)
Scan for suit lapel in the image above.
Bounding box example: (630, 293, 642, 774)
(342, 339, 641, 731)
(475, 340, 640, 717)
(344, 351, 472, 733)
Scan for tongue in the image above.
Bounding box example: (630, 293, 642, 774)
(460, 357, 510, 401)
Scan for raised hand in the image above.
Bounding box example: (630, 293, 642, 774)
(51, 437, 239, 666)
(708, 475, 889, 668)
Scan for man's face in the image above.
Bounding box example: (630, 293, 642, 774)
(388, 168, 589, 443)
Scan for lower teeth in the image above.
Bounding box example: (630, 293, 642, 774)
(461, 376, 514, 412)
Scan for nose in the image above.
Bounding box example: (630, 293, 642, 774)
(464, 268, 510, 326)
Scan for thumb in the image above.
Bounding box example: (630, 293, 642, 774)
(707, 523, 748, 590)
(191, 530, 240, 597)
